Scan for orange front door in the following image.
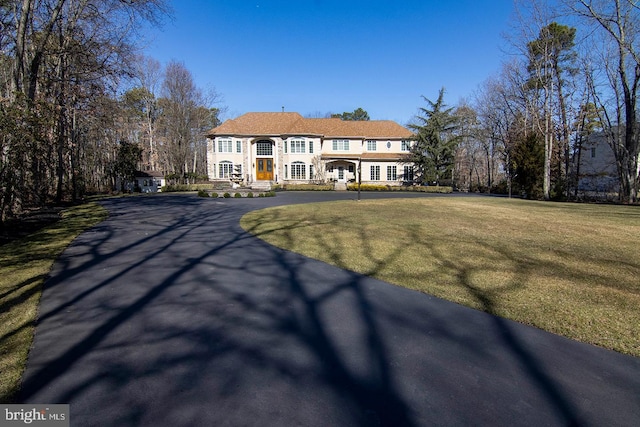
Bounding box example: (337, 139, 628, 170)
(256, 158, 273, 180)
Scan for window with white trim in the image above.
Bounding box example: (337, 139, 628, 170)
(309, 164, 314, 179)
(309, 140, 314, 153)
(401, 140, 411, 151)
(219, 161, 233, 178)
(387, 165, 397, 180)
(290, 139, 306, 154)
(236, 140, 242, 153)
(332, 139, 350, 151)
(291, 161, 306, 179)
(367, 140, 377, 151)
(370, 165, 380, 181)
(218, 138, 233, 153)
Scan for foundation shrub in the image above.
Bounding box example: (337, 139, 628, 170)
(283, 184, 334, 191)
(347, 184, 388, 191)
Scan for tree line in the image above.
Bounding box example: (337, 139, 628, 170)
(408, 0, 640, 203)
(2, 0, 639, 225)
(0, 0, 221, 224)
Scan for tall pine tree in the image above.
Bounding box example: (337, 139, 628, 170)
(526, 22, 577, 200)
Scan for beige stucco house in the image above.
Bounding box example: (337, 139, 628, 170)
(205, 112, 415, 189)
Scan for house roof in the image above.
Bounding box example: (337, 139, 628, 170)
(209, 112, 304, 136)
(135, 170, 164, 178)
(207, 112, 413, 139)
(321, 153, 406, 161)
(360, 153, 407, 160)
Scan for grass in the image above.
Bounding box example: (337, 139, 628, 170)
(240, 197, 640, 357)
(0, 202, 108, 403)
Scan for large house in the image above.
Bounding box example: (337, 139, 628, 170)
(205, 112, 415, 188)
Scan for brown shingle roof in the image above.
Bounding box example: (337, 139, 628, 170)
(208, 112, 305, 136)
(207, 112, 413, 139)
(321, 153, 406, 161)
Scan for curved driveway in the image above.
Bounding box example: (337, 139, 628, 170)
(21, 192, 640, 426)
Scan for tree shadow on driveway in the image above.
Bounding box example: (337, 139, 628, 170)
(19, 194, 640, 426)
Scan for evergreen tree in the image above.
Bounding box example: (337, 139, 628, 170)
(511, 133, 545, 199)
(113, 141, 143, 191)
(331, 107, 370, 121)
(526, 22, 577, 200)
(406, 89, 461, 185)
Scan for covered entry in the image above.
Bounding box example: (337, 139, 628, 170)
(325, 159, 358, 183)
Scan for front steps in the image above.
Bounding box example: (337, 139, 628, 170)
(250, 181, 273, 191)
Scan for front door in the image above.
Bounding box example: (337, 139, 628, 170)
(338, 166, 345, 182)
(256, 158, 273, 181)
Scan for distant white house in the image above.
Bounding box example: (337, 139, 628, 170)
(205, 112, 416, 188)
(117, 171, 166, 193)
(574, 131, 639, 198)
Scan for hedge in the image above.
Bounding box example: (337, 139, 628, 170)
(347, 184, 388, 191)
(282, 184, 334, 191)
(347, 184, 453, 193)
(162, 184, 215, 192)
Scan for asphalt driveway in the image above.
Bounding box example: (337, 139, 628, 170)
(20, 192, 640, 426)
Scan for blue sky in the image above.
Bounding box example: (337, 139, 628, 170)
(143, 0, 516, 125)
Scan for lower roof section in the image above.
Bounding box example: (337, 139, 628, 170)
(321, 153, 408, 161)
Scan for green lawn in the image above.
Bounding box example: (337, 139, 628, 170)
(241, 197, 640, 357)
(0, 203, 108, 403)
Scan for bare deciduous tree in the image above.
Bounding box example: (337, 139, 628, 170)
(133, 55, 163, 171)
(158, 61, 219, 183)
(567, 0, 640, 202)
(1, 0, 170, 219)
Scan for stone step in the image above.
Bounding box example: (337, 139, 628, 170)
(250, 181, 272, 190)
